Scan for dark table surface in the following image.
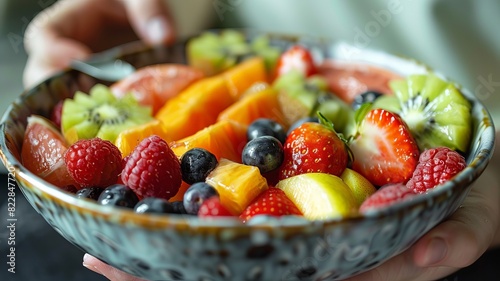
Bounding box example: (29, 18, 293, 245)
(1, 173, 499, 281)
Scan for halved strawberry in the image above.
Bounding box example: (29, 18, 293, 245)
(239, 188, 302, 223)
(349, 108, 419, 186)
(279, 116, 349, 180)
(275, 45, 316, 78)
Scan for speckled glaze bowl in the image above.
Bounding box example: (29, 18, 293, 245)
(0, 32, 495, 281)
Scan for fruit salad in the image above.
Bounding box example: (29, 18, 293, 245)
(20, 30, 472, 222)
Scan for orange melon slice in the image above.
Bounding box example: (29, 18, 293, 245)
(111, 64, 204, 114)
(217, 85, 288, 128)
(224, 57, 268, 100)
(155, 75, 234, 141)
(170, 120, 248, 163)
(114, 119, 170, 157)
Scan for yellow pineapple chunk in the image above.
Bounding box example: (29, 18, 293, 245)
(206, 159, 268, 215)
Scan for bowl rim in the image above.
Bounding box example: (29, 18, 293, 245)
(0, 30, 496, 231)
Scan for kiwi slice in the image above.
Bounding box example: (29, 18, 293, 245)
(61, 84, 153, 144)
(381, 74, 472, 152)
(187, 30, 280, 76)
(273, 71, 355, 136)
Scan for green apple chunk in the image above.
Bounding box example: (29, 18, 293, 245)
(340, 168, 377, 207)
(276, 173, 358, 220)
(273, 71, 356, 136)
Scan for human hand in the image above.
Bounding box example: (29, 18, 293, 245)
(23, 0, 175, 88)
(83, 254, 146, 281)
(344, 131, 500, 281)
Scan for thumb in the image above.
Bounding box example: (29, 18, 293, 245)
(413, 166, 500, 269)
(122, 0, 176, 45)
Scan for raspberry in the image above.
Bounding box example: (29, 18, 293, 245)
(406, 147, 467, 194)
(65, 138, 123, 188)
(121, 135, 181, 200)
(359, 183, 416, 213)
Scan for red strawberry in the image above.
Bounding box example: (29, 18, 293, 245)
(276, 45, 316, 78)
(407, 147, 466, 194)
(279, 121, 348, 180)
(359, 183, 417, 212)
(65, 138, 123, 188)
(239, 188, 302, 223)
(198, 197, 233, 217)
(121, 135, 181, 200)
(350, 108, 419, 187)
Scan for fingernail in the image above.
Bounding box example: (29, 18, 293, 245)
(146, 17, 169, 44)
(83, 253, 102, 274)
(422, 238, 447, 266)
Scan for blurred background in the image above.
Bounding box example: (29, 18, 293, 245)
(1, 0, 499, 280)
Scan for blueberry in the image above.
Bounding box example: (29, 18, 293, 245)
(134, 197, 174, 214)
(247, 118, 287, 144)
(171, 201, 189, 215)
(242, 136, 284, 173)
(287, 117, 319, 135)
(183, 182, 219, 215)
(97, 184, 139, 209)
(352, 91, 383, 110)
(180, 148, 218, 184)
(76, 187, 103, 201)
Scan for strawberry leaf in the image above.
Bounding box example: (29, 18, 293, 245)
(354, 103, 373, 127)
(317, 111, 335, 130)
(317, 111, 354, 166)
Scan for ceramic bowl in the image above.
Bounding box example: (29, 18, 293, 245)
(0, 32, 495, 281)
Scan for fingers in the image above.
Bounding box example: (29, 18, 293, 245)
(122, 0, 176, 44)
(23, 34, 91, 88)
(23, 0, 175, 88)
(346, 165, 500, 281)
(83, 254, 147, 281)
(23, 0, 98, 88)
(414, 168, 500, 269)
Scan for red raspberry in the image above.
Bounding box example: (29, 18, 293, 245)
(65, 138, 123, 189)
(407, 147, 467, 194)
(121, 135, 181, 200)
(359, 183, 417, 213)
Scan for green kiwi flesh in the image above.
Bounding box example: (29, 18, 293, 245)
(388, 74, 472, 152)
(187, 30, 280, 76)
(61, 84, 153, 144)
(273, 71, 355, 136)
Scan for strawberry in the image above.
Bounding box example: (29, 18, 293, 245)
(349, 108, 420, 187)
(121, 135, 182, 200)
(406, 147, 467, 194)
(359, 183, 417, 213)
(64, 138, 123, 188)
(275, 45, 316, 78)
(279, 118, 348, 180)
(198, 197, 234, 217)
(239, 188, 302, 223)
